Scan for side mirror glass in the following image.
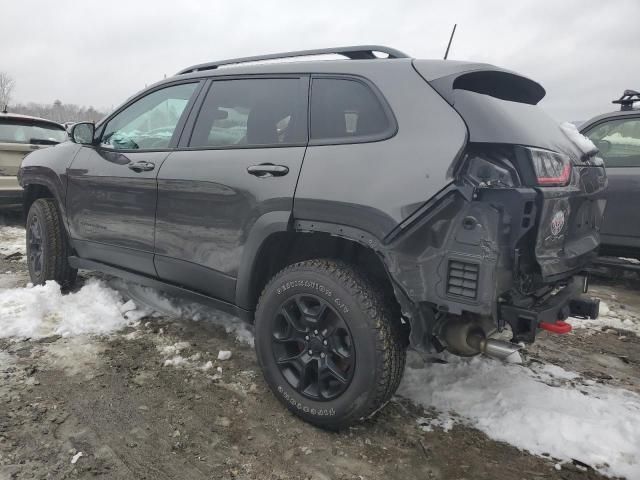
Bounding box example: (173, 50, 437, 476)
(70, 122, 95, 145)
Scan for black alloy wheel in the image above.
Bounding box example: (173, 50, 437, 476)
(272, 293, 355, 401)
(25, 198, 78, 288)
(255, 259, 406, 429)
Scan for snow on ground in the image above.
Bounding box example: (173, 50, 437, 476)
(1, 220, 637, 476)
(114, 280, 254, 345)
(0, 279, 145, 339)
(399, 353, 640, 479)
(42, 337, 106, 377)
(0, 225, 26, 257)
(0, 271, 25, 289)
(568, 301, 640, 336)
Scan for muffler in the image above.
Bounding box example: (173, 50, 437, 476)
(439, 315, 523, 363)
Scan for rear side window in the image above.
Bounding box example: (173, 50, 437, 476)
(584, 117, 640, 167)
(0, 120, 66, 145)
(310, 77, 394, 143)
(189, 78, 307, 148)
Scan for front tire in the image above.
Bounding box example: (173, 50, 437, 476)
(255, 259, 406, 429)
(26, 198, 77, 289)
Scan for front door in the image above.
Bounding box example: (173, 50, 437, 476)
(154, 76, 309, 302)
(66, 82, 200, 276)
(583, 116, 640, 253)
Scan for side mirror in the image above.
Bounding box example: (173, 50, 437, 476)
(70, 122, 95, 145)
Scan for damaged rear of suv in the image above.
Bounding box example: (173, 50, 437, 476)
(19, 46, 606, 429)
(395, 63, 607, 361)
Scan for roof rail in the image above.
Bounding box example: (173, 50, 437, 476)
(612, 89, 640, 111)
(177, 45, 411, 75)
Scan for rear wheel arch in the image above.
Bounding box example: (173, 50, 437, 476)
(239, 221, 403, 329)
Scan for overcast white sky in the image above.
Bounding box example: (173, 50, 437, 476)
(2, 0, 638, 121)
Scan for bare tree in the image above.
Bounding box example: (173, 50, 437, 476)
(0, 72, 15, 109)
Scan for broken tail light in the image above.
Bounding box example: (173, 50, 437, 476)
(462, 150, 520, 188)
(527, 147, 572, 187)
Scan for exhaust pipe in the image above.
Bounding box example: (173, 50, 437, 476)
(467, 334, 523, 363)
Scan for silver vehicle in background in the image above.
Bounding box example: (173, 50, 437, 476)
(581, 90, 640, 259)
(0, 111, 67, 208)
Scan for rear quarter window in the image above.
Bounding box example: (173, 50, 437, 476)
(309, 77, 395, 144)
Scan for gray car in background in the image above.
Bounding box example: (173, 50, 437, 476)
(581, 90, 640, 259)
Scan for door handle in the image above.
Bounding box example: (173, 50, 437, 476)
(128, 161, 156, 172)
(247, 163, 289, 178)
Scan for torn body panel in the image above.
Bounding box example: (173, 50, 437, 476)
(381, 183, 535, 350)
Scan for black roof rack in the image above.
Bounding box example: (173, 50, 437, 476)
(177, 45, 411, 75)
(612, 89, 640, 111)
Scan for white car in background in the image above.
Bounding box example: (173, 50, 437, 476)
(0, 112, 67, 209)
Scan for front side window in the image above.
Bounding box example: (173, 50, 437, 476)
(584, 117, 640, 167)
(189, 78, 307, 148)
(310, 77, 393, 142)
(0, 120, 67, 145)
(101, 83, 198, 150)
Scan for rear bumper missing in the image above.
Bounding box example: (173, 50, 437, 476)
(499, 275, 599, 343)
(384, 183, 603, 352)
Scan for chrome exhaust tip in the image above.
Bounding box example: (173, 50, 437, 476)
(467, 334, 524, 363)
(483, 339, 524, 363)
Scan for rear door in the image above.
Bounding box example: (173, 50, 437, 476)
(582, 116, 640, 252)
(66, 81, 201, 276)
(154, 76, 308, 303)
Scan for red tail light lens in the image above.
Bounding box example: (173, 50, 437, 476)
(528, 148, 572, 186)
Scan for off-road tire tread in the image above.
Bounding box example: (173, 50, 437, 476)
(256, 259, 406, 428)
(365, 277, 406, 401)
(27, 198, 77, 289)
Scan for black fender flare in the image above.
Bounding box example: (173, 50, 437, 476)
(235, 211, 292, 310)
(235, 216, 394, 311)
(20, 165, 69, 230)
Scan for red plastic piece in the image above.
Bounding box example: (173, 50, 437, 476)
(539, 320, 572, 334)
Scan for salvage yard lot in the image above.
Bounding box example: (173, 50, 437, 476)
(1, 217, 640, 480)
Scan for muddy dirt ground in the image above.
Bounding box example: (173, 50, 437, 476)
(1, 213, 639, 480)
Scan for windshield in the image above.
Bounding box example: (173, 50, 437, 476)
(0, 119, 67, 145)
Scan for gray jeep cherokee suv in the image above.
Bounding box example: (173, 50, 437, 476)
(19, 46, 605, 429)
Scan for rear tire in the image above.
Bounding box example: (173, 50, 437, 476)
(26, 198, 77, 289)
(254, 259, 406, 429)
